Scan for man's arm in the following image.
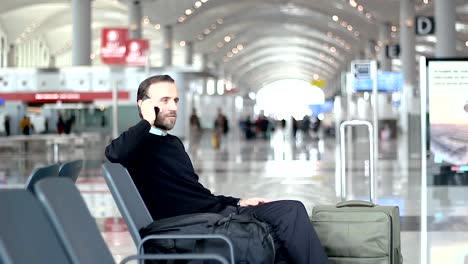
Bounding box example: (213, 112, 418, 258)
(215, 195, 270, 207)
(105, 119, 151, 165)
(215, 195, 241, 206)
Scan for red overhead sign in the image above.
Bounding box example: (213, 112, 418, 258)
(101, 28, 128, 64)
(125, 39, 149, 66)
(101, 28, 150, 66)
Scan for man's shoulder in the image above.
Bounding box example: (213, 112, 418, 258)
(166, 134, 185, 146)
(166, 133, 182, 141)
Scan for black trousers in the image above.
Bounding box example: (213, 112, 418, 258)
(219, 200, 329, 264)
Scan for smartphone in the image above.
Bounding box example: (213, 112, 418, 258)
(154, 107, 160, 126)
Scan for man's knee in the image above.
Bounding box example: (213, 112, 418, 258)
(279, 200, 305, 208)
(278, 200, 307, 212)
(273, 200, 308, 219)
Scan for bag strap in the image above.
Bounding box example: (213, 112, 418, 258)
(216, 213, 271, 235)
(217, 213, 258, 225)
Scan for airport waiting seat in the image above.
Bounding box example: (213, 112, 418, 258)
(0, 189, 73, 264)
(102, 162, 154, 247)
(101, 162, 235, 263)
(0, 184, 227, 264)
(24, 163, 60, 193)
(58, 159, 83, 182)
(33, 177, 229, 264)
(34, 177, 115, 264)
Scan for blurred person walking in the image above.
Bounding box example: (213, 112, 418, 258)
(189, 108, 202, 150)
(4, 115, 10, 136)
(255, 112, 270, 139)
(19, 116, 33, 135)
(57, 113, 65, 134)
(213, 108, 228, 149)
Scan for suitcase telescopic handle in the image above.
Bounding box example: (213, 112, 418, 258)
(339, 120, 375, 203)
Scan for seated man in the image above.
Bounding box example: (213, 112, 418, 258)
(105, 75, 328, 264)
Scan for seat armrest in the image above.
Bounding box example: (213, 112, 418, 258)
(138, 234, 235, 264)
(120, 253, 229, 264)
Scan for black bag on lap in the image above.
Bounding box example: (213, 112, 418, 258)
(139, 213, 275, 264)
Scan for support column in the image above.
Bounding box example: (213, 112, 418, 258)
(400, 0, 420, 161)
(30, 41, 35, 66)
(213, 62, 220, 73)
(378, 22, 392, 71)
(215, 63, 224, 94)
(435, 0, 456, 57)
(7, 44, 16, 67)
(27, 40, 32, 66)
(354, 50, 365, 60)
(49, 55, 56, 68)
(400, 0, 417, 123)
(365, 40, 375, 59)
(162, 25, 173, 67)
(128, 0, 142, 39)
(0, 38, 4, 67)
(26, 42, 31, 66)
(33, 39, 38, 67)
(41, 45, 46, 67)
(23, 43, 28, 67)
(21, 44, 26, 67)
(17, 44, 23, 67)
(185, 41, 194, 66)
(213, 61, 221, 80)
(72, 0, 91, 65)
(201, 53, 209, 71)
(26, 41, 31, 66)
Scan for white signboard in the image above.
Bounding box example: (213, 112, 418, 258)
(351, 60, 373, 79)
(428, 60, 468, 165)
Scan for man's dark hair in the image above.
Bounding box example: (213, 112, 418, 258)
(137, 74, 175, 101)
(136, 75, 175, 118)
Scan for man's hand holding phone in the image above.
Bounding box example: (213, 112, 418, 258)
(140, 99, 159, 126)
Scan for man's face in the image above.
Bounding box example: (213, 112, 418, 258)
(147, 82, 179, 131)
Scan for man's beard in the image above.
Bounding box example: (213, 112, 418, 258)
(155, 112, 177, 130)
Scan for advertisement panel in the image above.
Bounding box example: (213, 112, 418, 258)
(427, 59, 468, 167)
(125, 39, 149, 66)
(101, 28, 128, 64)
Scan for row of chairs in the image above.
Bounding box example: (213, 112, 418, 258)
(0, 178, 229, 263)
(24, 159, 83, 192)
(0, 162, 233, 263)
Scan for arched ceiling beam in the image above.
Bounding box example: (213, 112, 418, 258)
(0, 1, 65, 15)
(232, 53, 335, 79)
(222, 45, 342, 73)
(242, 69, 318, 89)
(233, 60, 332, 87)
(209, 30, 350, 63)
(184, 7, 361, 56)
(174, 0, 376, 43)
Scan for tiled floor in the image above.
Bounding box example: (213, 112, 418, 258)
(1, 128, 467, 263)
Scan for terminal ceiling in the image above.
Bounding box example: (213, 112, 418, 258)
(1, 0, 468, 96)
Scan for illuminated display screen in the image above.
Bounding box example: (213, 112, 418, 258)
(309, 100, 333, 115)
(353, 71, 403, 92)
(428, 59, 468, 166)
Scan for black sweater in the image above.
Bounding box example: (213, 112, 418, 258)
(105, 120, 240, 220)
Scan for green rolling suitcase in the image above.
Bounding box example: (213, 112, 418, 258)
(311, 120, 403, 264)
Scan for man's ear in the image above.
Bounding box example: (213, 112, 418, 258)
(137, 100, 143, 119)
